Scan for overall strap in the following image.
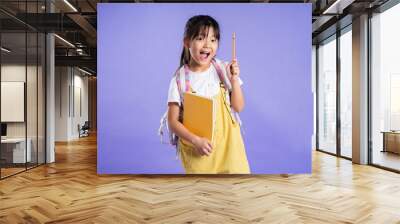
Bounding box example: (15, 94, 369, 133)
(212, 59, 243, 127)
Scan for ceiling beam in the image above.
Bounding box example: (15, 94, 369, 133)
(55, 55, 96, 71)
(67, 13, 97, 39)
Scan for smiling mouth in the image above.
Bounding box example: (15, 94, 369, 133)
(199, 50, 211, 60)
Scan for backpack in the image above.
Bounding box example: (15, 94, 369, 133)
(158, 58, 242, 148)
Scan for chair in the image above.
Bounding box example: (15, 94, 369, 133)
(78, 121, 90, 138)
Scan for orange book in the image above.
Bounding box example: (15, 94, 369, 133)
(182, 92, 215, 145)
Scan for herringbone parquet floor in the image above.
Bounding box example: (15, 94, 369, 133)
(1, 133, 400, 223)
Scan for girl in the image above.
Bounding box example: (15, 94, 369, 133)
(167, 15, 250, 174)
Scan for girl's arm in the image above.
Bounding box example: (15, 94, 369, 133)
(229, 59, 245, 112)
(230, 76, 244, 112)
(167, 103, 213, 156)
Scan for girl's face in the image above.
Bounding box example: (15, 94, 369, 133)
(186, 27, 219, 68)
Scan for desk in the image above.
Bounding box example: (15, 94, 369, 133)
(381, 131, 400, 154)
(1, 138, 31, 163)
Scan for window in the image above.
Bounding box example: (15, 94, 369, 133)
(339, 27, 352, 158)
(318, 35, 337, 154)
(371, 2, 400, 171)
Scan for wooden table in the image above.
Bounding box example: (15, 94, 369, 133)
(381, 131, 400, 154)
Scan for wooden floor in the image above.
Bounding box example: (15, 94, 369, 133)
(1, 167, 26, 178)
(373, 150, 400, 171)
(1, 134, 400, 223)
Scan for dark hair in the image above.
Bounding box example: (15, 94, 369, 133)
(180, 15, 220, 67)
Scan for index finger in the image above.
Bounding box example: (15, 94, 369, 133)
(232, 32, 236, 60)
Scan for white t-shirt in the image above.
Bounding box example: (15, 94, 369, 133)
(167, 64, 243, 106)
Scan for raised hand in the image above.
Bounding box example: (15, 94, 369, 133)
(228, 32, 240, 83)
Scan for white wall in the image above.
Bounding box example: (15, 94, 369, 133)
(1, 65, 26, 130)
(1, 65, 41, 137)
(55, 66, 89, 141)
(72, 73, 89, 138)
(55, 66, 69, 141)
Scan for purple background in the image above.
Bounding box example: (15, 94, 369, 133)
(98, 3, 312, 174)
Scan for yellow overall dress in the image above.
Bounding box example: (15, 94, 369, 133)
(178, 85, 250, 174)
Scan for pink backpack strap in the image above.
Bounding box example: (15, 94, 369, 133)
(175, 65, 191, 104)
(211, 59, 232, 91)
(174, 68, 182, 95)
(183, 64, 191, 92)
(176, 60, 228, 102)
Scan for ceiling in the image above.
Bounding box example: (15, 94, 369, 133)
(0, 0, 393, 75)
